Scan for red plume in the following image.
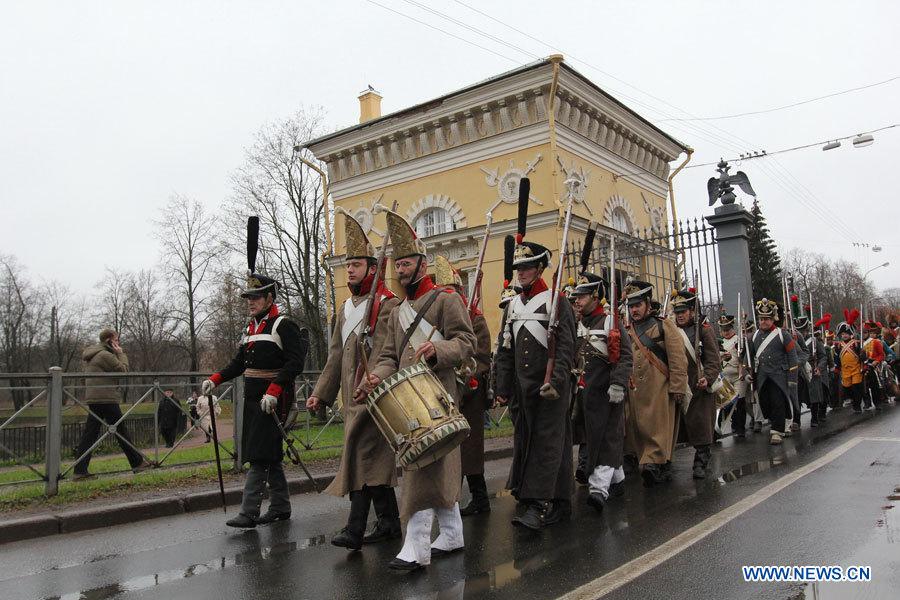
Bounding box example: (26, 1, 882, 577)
(790, 294, 798, 302)
(847, 308, 860, 326)
(843, 308, 850, 323)
(803, 304, 811, 312)
(815, 313, 832, 328)
(467, 377, 479, 390)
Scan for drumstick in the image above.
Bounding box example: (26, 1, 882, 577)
(414, 324, 440, 363)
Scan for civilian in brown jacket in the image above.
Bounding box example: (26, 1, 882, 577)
(73, 328, 148, 479)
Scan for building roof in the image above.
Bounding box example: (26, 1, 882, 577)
(304, 57, 689, 154)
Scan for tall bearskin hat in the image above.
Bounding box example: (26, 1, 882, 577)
(242, 216, 281, 298)
(384, 208, 427, 260)
(511, 178, 551, 269)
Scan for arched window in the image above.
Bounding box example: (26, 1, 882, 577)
(414, 207, 453, 237)
(610, 206, 632, 234)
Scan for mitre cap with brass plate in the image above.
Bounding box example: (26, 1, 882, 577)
(342, 209, 375, 260)
(433, 255, 462, 287)
(384, 209, 427, 260)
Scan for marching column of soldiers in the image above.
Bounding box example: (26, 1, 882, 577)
(203, 178, 897, 573)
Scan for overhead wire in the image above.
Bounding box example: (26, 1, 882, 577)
(659, 76, 900, 122)
(371, 0, 868, 243)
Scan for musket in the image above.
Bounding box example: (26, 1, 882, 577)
(693, 270, 703, 381)
(350, 200, 398, 390)
(809, 290, 817, 373)
(738, 292, 757, 404)
(543, 179, 578, 386)
(466, 208, 495, 319)
(607, 232, 621, 363)
(661, 285, 672, 318)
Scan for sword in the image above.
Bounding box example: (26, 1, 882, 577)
(204, 393, 226, 512)
(272, 412, 320, 493)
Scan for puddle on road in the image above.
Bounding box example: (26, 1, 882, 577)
(42, 538, 322, 600)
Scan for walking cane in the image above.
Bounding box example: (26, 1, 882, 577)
(204, 392, 227, 512)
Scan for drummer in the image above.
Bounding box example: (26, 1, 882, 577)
(360, 209, 477, 573)
(306, 212, 401, 551)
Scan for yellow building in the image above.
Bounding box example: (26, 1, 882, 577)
(305, 56, 690, 328)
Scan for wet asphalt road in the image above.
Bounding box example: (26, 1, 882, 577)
(2, 405, 898, 600)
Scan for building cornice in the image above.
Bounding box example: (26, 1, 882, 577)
(306, 63, 688, 194)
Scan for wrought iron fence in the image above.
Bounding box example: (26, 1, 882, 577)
(0, 370, 336, 496)
(563, 217, 723, 322)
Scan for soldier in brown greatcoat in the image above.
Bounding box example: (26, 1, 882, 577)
(433, 256, 494, 517)
(307, 212, 400, 551)
(672, 289, 721, 479)
(623, 280, 689, 486)
(360, 210, 477, 572)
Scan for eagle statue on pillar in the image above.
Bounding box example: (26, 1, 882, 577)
(707, 159, 757, 206)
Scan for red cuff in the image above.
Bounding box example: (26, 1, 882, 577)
(266, 382, 283, 397)
(210, 373, 223, 386)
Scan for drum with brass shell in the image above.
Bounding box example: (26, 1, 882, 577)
(365, 362, 470, 470)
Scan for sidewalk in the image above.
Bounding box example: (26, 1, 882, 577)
(0, 435, 515, 545)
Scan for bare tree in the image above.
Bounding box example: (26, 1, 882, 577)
(155, 194, 216, 371)
(123, 269, 180, 372)
(0, 256, 48, 408)
(44, 281, 90, 371)
(226, 106, 329, 367)
(95, 267, 135, 335)
(203, 272, 248, 371)
(783, 248, 876, 322)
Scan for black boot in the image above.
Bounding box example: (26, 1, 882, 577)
(512, 500, 560, 530)
(641, 463, 664, 487)
(363, 486, 401, 543)
(332, 489, 370, 551)
(692, 445, 711, 479)
(226, 513, 257, 528)
(460, 474, 491, 516)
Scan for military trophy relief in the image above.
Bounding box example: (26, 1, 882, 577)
(480, 154, 544, 215)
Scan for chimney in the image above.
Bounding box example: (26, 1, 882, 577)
(358, 86, 382, 123)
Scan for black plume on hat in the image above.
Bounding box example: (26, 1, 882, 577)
(580, 223, 597, 274)
(247, 216, 259, 273)
(516, 177, 530, 243)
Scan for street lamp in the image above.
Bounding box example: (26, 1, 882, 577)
(862, 262, 890, 321)
(852, 133, 875, 148)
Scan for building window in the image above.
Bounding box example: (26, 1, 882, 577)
(414, 207, 452, 237)
(610, 207, 632, 234)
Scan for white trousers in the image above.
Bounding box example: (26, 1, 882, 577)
(588, 465, 625, 498)
(396, 503, 464, 565)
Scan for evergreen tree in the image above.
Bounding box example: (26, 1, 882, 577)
(748, 199, 782, 302)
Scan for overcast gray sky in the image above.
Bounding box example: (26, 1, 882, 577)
(2, 0, 898, 294)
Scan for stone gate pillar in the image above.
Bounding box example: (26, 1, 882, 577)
(706, 204, 754, 320)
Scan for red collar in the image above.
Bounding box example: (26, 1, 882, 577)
(248, 304, 279, 336)
(589, 303, 606, 318)
(357, 272, 375, 296)
(408, 275, 436, 300)
(523, 277, 548, 299)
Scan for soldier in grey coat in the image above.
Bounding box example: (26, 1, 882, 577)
(801, 321, 832, 426)
(748, 299, 799, 445)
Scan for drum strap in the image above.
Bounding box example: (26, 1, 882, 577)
(399, 289, 444, 353)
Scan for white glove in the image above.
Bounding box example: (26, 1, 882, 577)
(201, 379, 215, 395)
(608, 384, 625, 404)
(260, 394, 278, 414)
(539, 383, 559, 400)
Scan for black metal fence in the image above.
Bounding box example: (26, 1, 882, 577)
(563, 217, 723, 321)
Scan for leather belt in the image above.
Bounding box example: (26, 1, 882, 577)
(244, 368, 279, 379)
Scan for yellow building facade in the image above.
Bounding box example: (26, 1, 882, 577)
(306, 57, 689, 329)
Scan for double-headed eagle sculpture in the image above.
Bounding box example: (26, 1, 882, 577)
(707, 159, 756, 206)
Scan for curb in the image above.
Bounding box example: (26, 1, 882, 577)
(0, 446, 515, 545)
